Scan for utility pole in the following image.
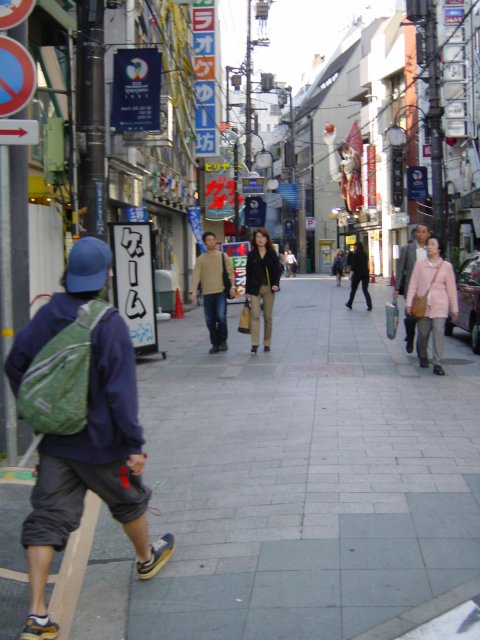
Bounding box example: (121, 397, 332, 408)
(245, 0, 253, 169)
(425, 0, 445, 240)
(76, 0, 107, 239)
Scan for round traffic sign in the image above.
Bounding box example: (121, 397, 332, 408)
(0, 0, 35, 31)
(0, 0, 36, 31)
(0, 36, 36, 117)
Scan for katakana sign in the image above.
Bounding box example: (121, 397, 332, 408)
(222, 242, 250, 297)
(110, 223, 158, 354)
(193, 0, 218, 157)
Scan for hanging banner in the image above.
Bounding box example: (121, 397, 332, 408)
(187, 206, 207, 252)
(111, 49, 162, 132)
(110, 223, 158, 354)
(244, 196, 266, 227)
(407, 166, 428, 201)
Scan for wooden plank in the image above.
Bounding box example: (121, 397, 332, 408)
(48, 490, 102, 639)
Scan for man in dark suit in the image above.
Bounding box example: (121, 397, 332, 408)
(394, 223, 430, 353)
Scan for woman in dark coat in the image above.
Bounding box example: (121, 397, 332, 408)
(345, 241, 372, 310)
(246, 228, 282, 353)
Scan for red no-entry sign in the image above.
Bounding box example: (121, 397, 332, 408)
(0, 36, 36, 117)
(0, 0, 36, 31)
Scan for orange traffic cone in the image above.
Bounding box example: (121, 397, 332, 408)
(173, 288, 185, 319)
(370, 273, 376, 284)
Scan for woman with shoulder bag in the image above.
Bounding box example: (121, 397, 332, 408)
(406, 236, 458, 375)
(246, 228, 282, 353)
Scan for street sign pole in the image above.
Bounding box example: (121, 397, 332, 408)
(0, 145, 18, 464)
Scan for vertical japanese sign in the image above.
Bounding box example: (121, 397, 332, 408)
(222, 241, 250, 298)
(193, 0, 219, 157)
(366, 144, 376, 208)
(111, 223, 158, 354)
(111, 48, 162, 132)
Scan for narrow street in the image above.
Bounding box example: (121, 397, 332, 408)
(3, 275, 480, 640)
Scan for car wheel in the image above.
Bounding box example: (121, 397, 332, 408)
(444, 319, 454, 336)
(471, 322, 480, 355)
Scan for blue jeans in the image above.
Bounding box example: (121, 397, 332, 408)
(203, 292, 228, 346)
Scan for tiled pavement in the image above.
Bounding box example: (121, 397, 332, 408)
(3, 275, 480, 639)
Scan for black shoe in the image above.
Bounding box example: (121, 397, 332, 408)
(264, 346, 270, 352)
(251, 345, 258, 353)
(433, 364, 445, 376)
(367, 306, 372, 311)
(419, 357, 429, 368)
(209, 345, 220, 354)
(406, 337, 414, 354)
(219, 342, 228, 351)
(345, 302, 352, 309)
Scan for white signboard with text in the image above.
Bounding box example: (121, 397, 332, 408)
(111, 223, 158, 354)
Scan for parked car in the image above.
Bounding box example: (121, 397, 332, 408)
(445, 252, 480, 354)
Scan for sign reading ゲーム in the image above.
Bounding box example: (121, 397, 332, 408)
(0, 36, 36, 117)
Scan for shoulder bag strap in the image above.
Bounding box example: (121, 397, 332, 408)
(425, 260, 442, 297)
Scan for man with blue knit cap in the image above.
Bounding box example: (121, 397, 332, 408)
(5, 236, 175, 640)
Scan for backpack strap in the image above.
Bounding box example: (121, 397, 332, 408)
(77, 299, 113, 331)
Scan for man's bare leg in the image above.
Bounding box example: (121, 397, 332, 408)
(26, 545, 55, 615)
(122, 514, 151, 563)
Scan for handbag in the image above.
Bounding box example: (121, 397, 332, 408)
(238, 301, 251, 334)
(222, 253, 235, 299)
(385, 296, 399, 340)
(411, 294, 427, 318)
(410, 263, 441, 319)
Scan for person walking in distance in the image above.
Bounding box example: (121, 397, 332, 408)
(190, 231, 235, 353)
(345, 242, 372, 310)
(286, 250, 298, 277)
(246, 228, 282, 353)
(406, 236, 458, 375)
(394, 223, 430, 353)
(4, 236, 175, 640)
(332, 249, 345, 286)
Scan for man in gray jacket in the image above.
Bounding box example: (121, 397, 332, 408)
(394, 223, 430, 353)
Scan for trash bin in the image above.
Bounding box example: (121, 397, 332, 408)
(154, 270, 175, 313)
(306, 258, 311, 273)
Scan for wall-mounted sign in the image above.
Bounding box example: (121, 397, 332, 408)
(444, 7, 464, 23)
(242, 177, 265, 194)
(193, 0, 219, 157)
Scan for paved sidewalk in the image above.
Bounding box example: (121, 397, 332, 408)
(3, 275, 480, 639)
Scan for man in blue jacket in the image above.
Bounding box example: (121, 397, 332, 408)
(5, 236, 175, 640)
